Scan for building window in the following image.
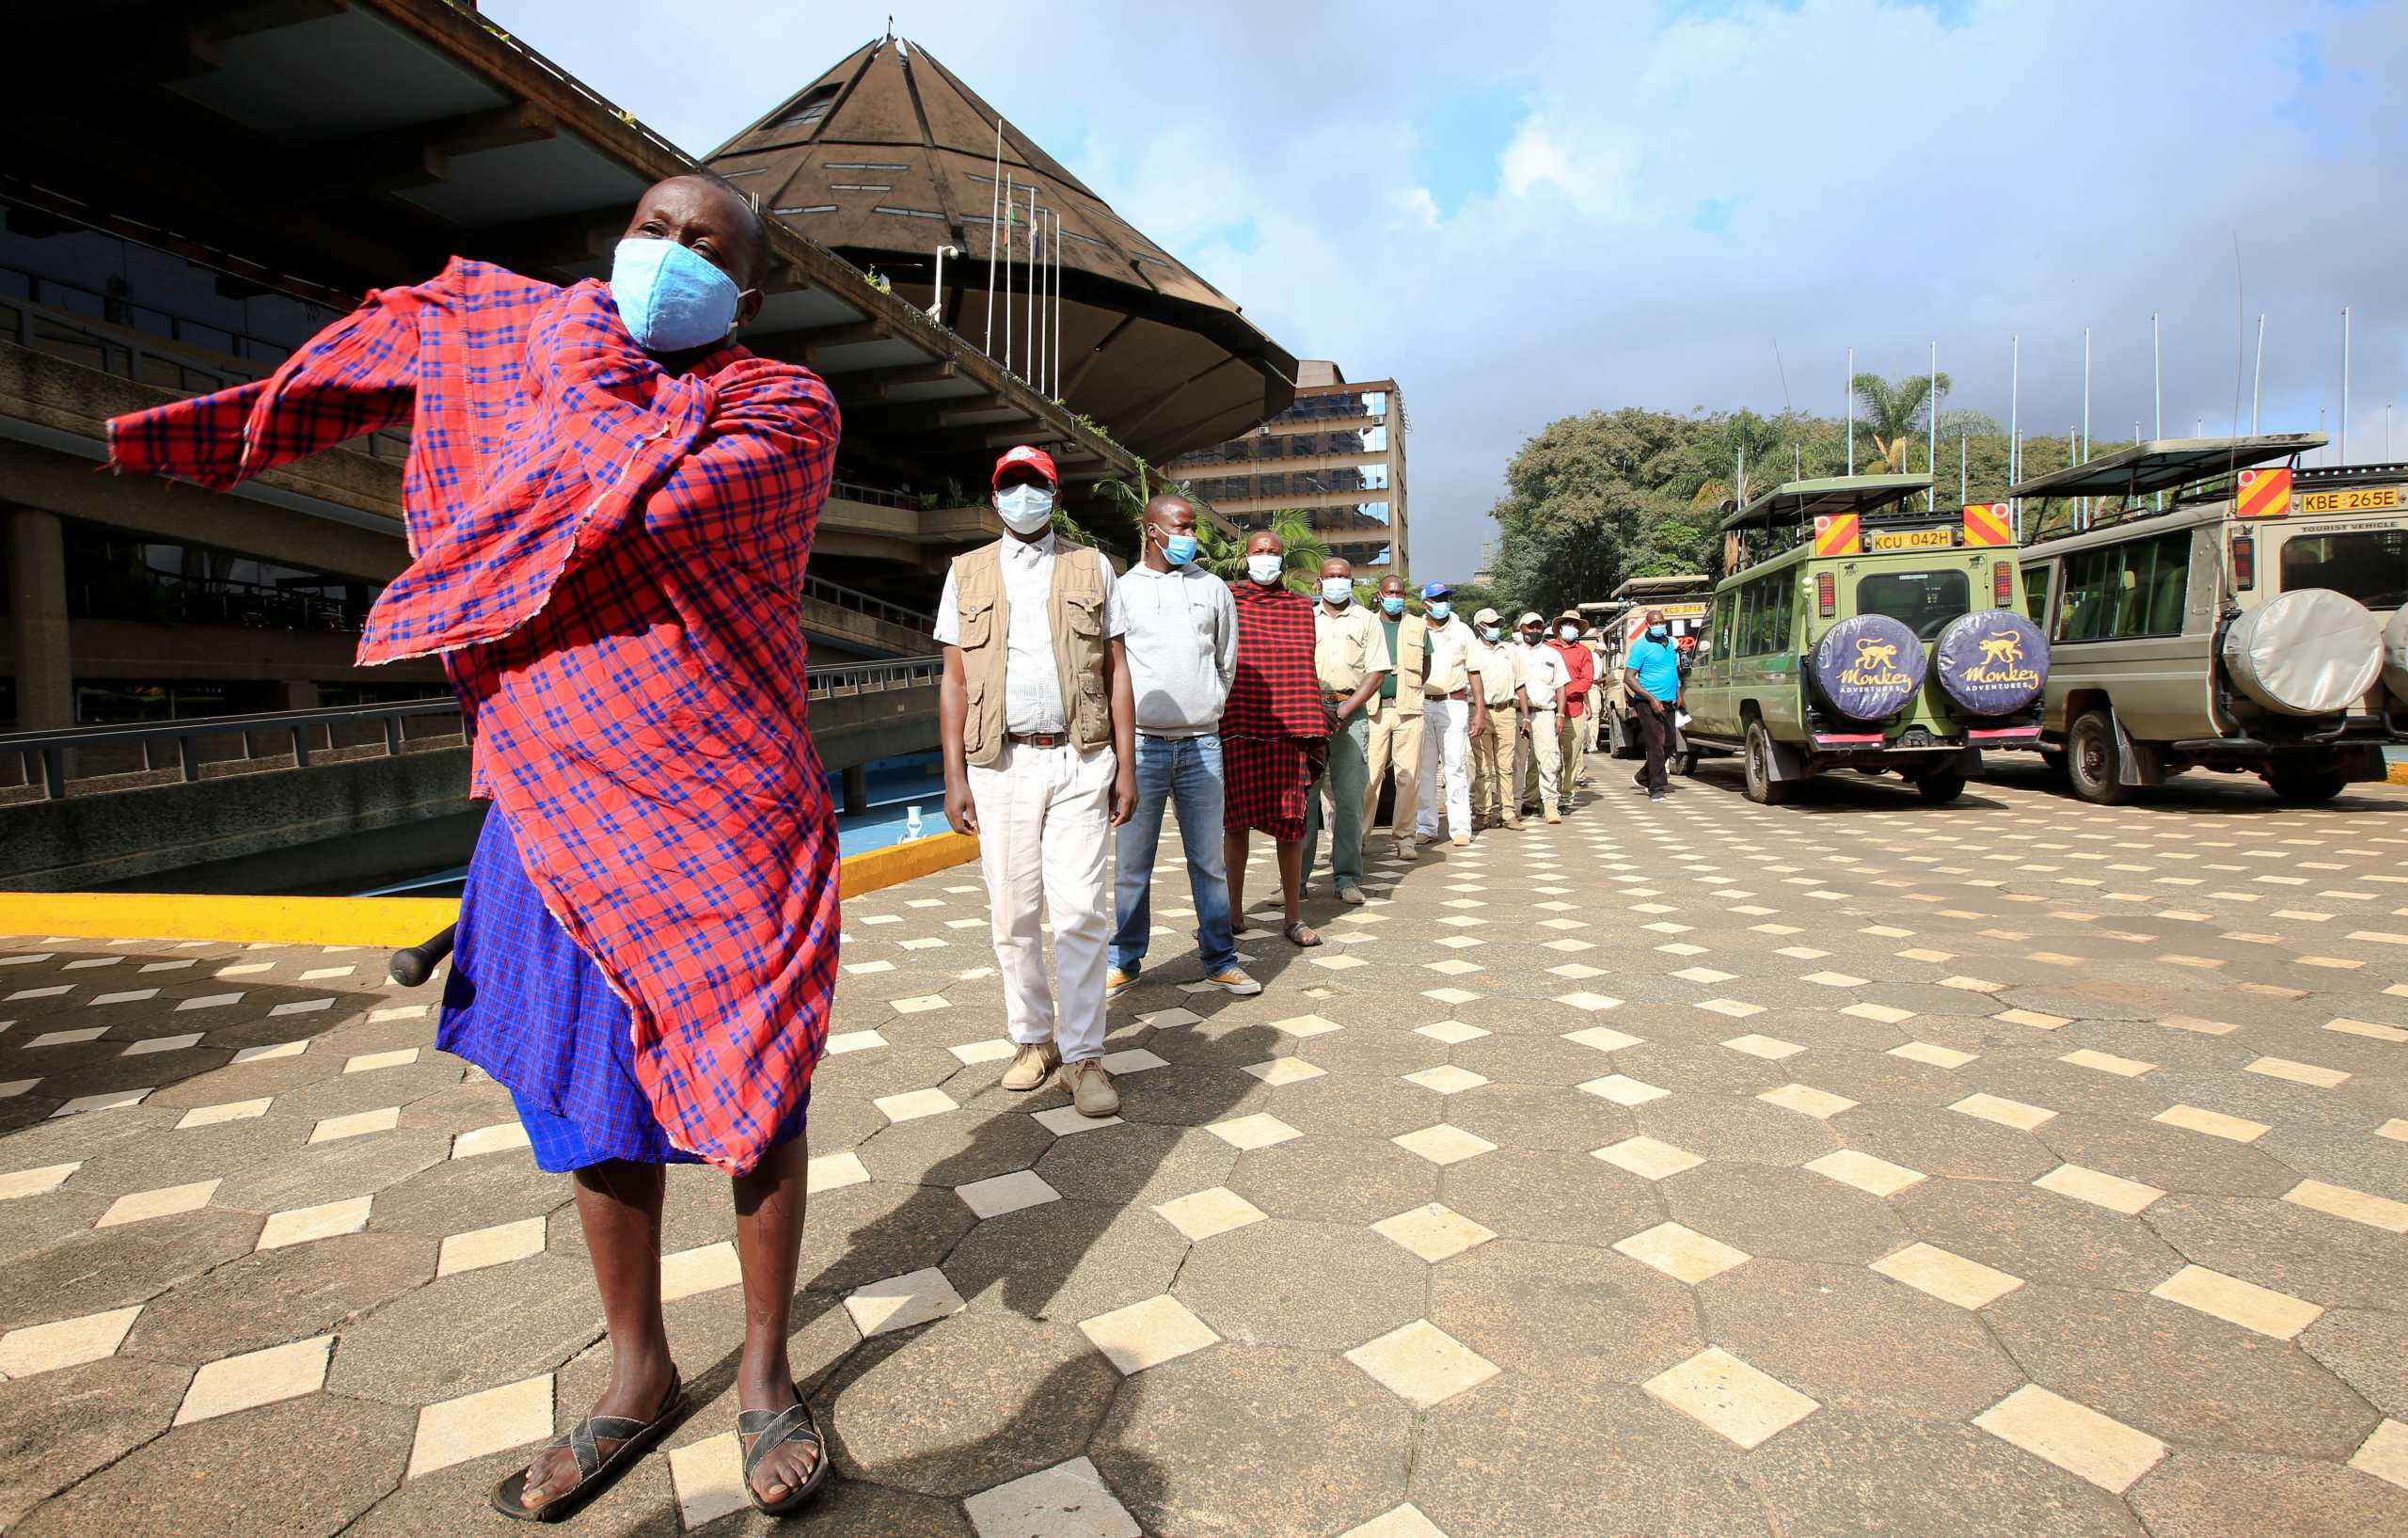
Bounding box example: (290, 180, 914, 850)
(774, 86, 841, 129)
(773, 205, 839, 216)
(871, 206, 947, 221)
(826, 162, 908, 171)
(73, 679, 277, 724)
(830, 183, 892, 193)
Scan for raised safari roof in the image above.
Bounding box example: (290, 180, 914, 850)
(1719, 474, 1932, 531)
(2005, 434, 2323, 501)
(1609, 575, 1715, 600)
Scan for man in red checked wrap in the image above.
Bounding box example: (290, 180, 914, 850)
(105, 176, 839, 1521)
(1222, 528, 1331, 948)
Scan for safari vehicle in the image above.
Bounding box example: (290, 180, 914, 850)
(1586, 577, 1715, 759)
(2011, 434, 2408, 804)
(1683, 475, 2051, 804)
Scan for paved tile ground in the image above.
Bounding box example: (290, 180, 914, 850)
(3, 753, 2407, 1535)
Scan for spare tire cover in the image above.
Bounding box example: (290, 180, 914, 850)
(2220, 588, 2384, 716)
(1811, 613, 1928, 721)
(2384, 604, 2408, 702)
(1933, 610, 2050, 716)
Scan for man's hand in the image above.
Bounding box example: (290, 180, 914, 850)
(943, 778, 978, 836)
(1469, 705, 1489, 738)
(1109, 765, 1138, 829)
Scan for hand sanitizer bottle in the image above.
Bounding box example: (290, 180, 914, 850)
(904, 804, 924, 840)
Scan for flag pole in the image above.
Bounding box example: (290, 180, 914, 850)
(983, 119, 1002, 356)
(1845, 346, 1854, 474)
(1001, 171, 1013, 373)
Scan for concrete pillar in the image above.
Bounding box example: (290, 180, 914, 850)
(841, 763, 870, 817)
(6, 508, 71, 730)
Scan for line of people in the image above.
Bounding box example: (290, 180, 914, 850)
(936, 447, 1605, 1121)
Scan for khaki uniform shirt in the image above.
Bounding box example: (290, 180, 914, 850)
(1313, 602, 1386, 700)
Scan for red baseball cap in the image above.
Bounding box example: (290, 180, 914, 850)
(991, 444, 1058, 489)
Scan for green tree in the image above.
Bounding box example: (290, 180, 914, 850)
(1485, 408, 1715, 619)
(1214, 513, 1328, 594)
(1851, 372, 1952, 474)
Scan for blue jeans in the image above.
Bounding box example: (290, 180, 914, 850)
(1111, 733, 1236, 975)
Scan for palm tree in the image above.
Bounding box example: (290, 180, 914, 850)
(1852, 372, 1951, 474)
(1676, 409, 1786, 510)
(1208, 513, 1327, 593)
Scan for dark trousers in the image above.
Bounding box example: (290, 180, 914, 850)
(1635, 695, 1672, 793)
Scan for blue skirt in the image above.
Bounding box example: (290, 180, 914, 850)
(437, 809, 807, 1173)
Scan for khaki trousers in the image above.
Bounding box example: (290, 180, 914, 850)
(1557, 711, 1585, 801)
(1363, 700, 1423, 850)
(1471, 705, 1520, 824)
(1521, 708, 1560, 810)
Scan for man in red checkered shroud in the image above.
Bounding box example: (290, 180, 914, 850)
(105, 176, 841, 1521)
(1222, 529, 1331, 948)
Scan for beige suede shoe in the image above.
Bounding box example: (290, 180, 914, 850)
(1062, 1059, 1119, 1118)
(1000, 1041, 1058, 1092)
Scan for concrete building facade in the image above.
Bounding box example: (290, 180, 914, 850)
(1169, 362, 1409, 580)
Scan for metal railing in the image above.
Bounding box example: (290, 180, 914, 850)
(0, 287, 411, 464)
(801, 574, 936, 633)
(5, 660, 943, 799)
(4, 699, 464, 801)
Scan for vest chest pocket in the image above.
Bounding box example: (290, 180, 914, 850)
(1063, 590, 1104, 639)
(955, 592, 997, 650)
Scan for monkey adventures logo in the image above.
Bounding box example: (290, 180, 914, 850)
(1961, 631, 2040, 690)
(1935, 611, 2050, 715)
(1839, 636, 1912, 689)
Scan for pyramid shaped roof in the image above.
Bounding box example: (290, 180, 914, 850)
(710, 34, 1295, 461)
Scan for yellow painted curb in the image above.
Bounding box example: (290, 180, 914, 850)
(4, 832, 983, 949)
(2389, 760, 2408, 786)
(837, 830, 980, 899)
(0, 894, 463, 949)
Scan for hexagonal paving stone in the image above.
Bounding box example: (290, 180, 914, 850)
(821, 1312, 1120, 1499)
(1700, 1258, 2021, 1418)
(1428, 1239, 1699, 1387)
(1174, 1218, 1425, 1351)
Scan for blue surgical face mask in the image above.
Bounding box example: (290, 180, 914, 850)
(609, 237, 742, 353)
(1381, 595, 1405, 616)
(1427, 600, 1451, 621)
(1162, 531, 1198, 566)
(993, 484, 1055, 534)
(1648, 624, 1669, 640)
(1320, 578, 1353, 605)
(1481, 626, 1501, 642)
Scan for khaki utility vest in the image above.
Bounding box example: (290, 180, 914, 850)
(950, 540, 1112, 768)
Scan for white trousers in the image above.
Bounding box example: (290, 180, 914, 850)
(1522, 708, 1561, 807)
(1414, 696, 1474, 840)
(966, 740, 1114, 1062)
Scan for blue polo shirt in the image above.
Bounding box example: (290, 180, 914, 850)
(1627, 635, 1681, 703)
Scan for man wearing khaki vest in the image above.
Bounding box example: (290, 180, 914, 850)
(1361, 572, 1428, 861)
(938, 446, 1136, 1118)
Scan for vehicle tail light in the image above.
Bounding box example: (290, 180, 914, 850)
(1994, 563, 2013, 607)
(1816, 572, 1835, 616)
(2231, 532, 2255, 591)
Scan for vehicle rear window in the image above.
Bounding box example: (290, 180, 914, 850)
(1857, 569, 1970, 639)
(2279, 529, 2408, 609)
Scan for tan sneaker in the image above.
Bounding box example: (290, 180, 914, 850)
(1394, 840, 1417, 861)
(1206, 964, 1263, 996)
(1062, 1059, 1119, 1118)
(1338, 885, 1368, 906)
(1543, 805, 1562, 824)
(1000, 1041, 1057, 1092)
(1105, 967, 1136, 1001)
(1450, 832, 1471, 848)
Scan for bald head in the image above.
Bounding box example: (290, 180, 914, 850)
(1245, 530, 1284, 557)
(626, 174, 770, 293)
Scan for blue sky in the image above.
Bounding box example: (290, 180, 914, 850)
(494, 0, 2408, 578)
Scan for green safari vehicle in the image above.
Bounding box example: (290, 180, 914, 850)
(1683, 474, 2052, 804)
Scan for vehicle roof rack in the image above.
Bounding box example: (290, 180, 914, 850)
(1719, 474, 1931, 532)
(2005, 434, 2321, 502)
(1608, 574, 1714, 599)
(2294, 461, 2408, 489)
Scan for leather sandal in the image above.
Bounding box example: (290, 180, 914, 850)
(491, 1370, 684, 1523)
(738, 1385, 832, 1515)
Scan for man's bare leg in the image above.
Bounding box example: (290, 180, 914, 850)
(515, 1161, 674, 1511)
(732, 1132, 817, 1503)
(1275, 837, 1315, 942)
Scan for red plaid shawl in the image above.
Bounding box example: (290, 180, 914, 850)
(108, 260, 842, 1176)
(1224, 582, 1327, 746)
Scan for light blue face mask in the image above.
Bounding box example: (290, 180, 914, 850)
(1648, 624, 1669, 640)
(610, 237, 741, 353)
(1427, 600, 1451, 621)
(1481, 626, 1501, 642)
(1162, 532, 1198, 566)
(1381, 595, 1405, 616)
(1321, 578, 1353, 605)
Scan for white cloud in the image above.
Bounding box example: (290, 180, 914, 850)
(492, 0, 2408, 576)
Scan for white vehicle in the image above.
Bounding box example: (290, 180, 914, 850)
(2012, 435, 2407, 803)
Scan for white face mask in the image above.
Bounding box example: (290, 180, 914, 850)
(1559, 625, 1579, 642)
(993, 484, 1054, 534)
(1245, 553, 1284, 585)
